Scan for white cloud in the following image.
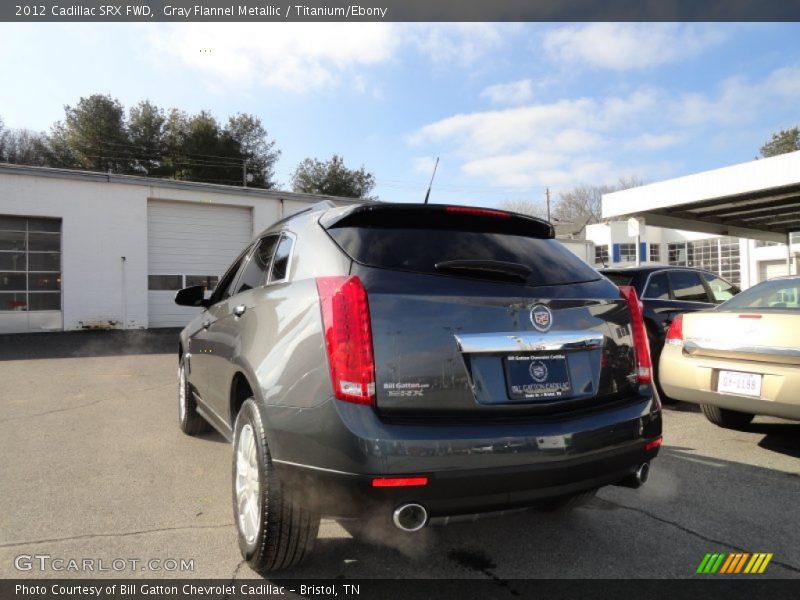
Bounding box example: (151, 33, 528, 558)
(412, 156, 439, 175)
(146, 23, 515, 94)
(480, 79, 535, 105)
(148, 23, 397, 93)
(408, 64, 800, 190)
(406, 23, 513, 67)
(624, 133, 682, 151)
(543, 24, 726, 70)
(672, 66, 800, 127)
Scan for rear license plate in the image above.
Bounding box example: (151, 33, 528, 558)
(504, 354, 572, 400)
(717, 370, 762, 397)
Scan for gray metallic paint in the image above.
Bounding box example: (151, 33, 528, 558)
(179, 203, 661, 518)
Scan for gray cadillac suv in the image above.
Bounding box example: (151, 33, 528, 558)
(174, 201, 662, 573)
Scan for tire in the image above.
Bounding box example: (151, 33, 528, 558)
(534, 488, 597, 512)
(701, 404, 754, 430)
(178, 357, 210, 436)
(232, 399, 319, 573)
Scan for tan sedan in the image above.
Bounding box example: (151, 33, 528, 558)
(659, 275, 800, 429)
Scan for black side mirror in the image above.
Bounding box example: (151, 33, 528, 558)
(175, 285, 208, 308)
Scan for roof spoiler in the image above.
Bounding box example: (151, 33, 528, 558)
(319, 203, 554, 239)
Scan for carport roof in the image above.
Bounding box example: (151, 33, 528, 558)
(601, 150, 800, 243)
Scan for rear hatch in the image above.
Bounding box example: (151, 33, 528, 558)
(321, 204, 642, 417)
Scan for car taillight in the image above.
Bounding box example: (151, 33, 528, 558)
(445, 206, 511, 218)
(619, 285, 652, 384)
(371, 477, 428, 488)
(316, 276, 376, 405)
(665, 314, 684, 346)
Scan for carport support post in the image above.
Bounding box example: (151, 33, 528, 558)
(787, 233, 792, 276)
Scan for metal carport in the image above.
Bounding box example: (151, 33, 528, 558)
(601, 150, 800, 276)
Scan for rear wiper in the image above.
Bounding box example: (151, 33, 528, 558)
(434, 259, 532, 282)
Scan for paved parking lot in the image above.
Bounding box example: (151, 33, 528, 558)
(1, 331, 799, 580)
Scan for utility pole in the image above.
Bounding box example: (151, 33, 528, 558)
(243, 159, 248, 188)
(545, 187, 551, 222)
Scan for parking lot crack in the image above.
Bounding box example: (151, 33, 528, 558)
(596, 498, 800, 574)
(0, 383, 172, 423)
(224, 560, 247, 597)
(0, 398, 108, 423)
(0, 523, 234, 548)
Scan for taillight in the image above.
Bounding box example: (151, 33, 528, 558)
(445, 206, 511, 218)
(371, 477, 428, 488)
(645, 436, 663, 452)
(316, 276, 376, 405)
(619, 285, 652, 384)
(665, 314, 684, 346)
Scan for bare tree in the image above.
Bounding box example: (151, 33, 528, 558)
(552, 176, 644, 225)
(498, 199, 548, 218)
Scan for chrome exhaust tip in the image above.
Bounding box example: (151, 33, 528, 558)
(614, 462, 650, 489)
(392, 503, 428, 532)
(635, 462, 650, 486)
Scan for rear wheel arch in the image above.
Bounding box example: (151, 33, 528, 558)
(230, 371, 256, 425)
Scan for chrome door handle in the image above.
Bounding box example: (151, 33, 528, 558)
(202, 320, 211, 329)
(233, 305, 247, 318)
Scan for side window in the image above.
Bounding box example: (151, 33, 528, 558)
(644, 272, 670, 300)
(701, 273, 739, 304)
(209, 249, 250, 305)
(233, 235, 280, 295)
(668, 271, 710, 303)
(269, 234, 294, 283)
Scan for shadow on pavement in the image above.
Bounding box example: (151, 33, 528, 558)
(662, 401, 702, 413)
(753, 422, 800, 460)
(0, 329, 181, 360)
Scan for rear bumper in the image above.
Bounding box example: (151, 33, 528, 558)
(264, 393, 661, 518)
(660, 345, 800, 420)
(275, 441, 659, 518)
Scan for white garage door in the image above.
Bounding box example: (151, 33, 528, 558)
(758, 260, 790, 283)
(147, 200, 253, 328)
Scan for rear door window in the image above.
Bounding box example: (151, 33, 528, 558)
(668, 271, 710, 303)
(644, 272, 670, 300)
(233, 234, 280, 294)
(701, 273, 739, 303)
(268, 234, 294, 283)
(327, 227, 600, 287)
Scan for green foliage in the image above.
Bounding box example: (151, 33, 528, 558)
(291, 154, 376, 199)
(759, 127, 800, 158)
(2, 94, 281, 188)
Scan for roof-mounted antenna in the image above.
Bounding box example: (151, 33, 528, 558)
(423, 157, 440, 205)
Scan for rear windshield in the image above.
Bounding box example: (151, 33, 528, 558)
(328, 227, 601, 287)
(720, 279, 800, 310)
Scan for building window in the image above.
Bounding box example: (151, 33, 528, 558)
(717, 237, 741, 286)
(649, 243, 661, 263)
(619, 243, 636, 262)
(594, 244, 609, 266)
(149, 274, 221, 291)
(148, 275, 184, 291)
(667, 237, 741, 286)
(0, 216, 62, 312)
(668, 242, 687, 266)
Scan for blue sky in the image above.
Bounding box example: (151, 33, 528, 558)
(1, 22, 799, 208)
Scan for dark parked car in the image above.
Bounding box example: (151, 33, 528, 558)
(600, 266, 740, 399)
(175, 202, 662, 573)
